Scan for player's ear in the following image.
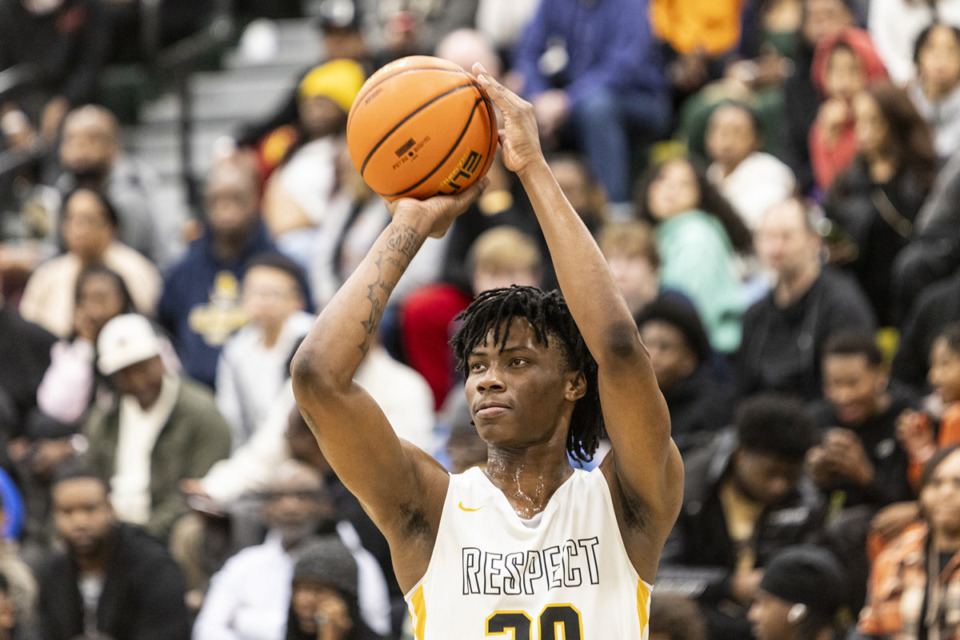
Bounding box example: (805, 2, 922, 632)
(565, 371, 587, 402)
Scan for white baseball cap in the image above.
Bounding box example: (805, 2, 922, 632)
(97, 314, 161, 376)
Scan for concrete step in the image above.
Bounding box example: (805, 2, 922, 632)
(137, 84, 292, 124)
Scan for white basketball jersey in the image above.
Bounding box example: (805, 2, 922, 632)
(405, 467, 651, 639)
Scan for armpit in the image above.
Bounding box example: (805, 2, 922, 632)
(398, 501, 432, 538)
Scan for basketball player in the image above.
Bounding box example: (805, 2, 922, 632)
(291, 64, 684, 638)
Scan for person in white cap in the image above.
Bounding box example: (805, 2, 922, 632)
(80, 313, 231, 541)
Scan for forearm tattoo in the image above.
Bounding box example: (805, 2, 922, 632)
(359, 223, 422, 354)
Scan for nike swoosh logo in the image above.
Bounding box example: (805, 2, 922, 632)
(458, 501, 485, 512)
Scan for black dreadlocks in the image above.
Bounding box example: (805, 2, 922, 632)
(449, 285, 602, 464)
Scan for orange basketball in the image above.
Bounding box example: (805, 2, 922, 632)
(346, 55, 498, 201)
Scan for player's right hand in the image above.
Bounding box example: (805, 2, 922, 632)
(473, 63, 544, 176)
(387, 176, 488, 239)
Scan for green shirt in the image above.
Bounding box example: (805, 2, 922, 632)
(656, 209, 745, 352)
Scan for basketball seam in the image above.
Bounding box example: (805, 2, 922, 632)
(477, 88, 497, 188)
(383, 95, 487, 198)
(356, 82, 479, 178)
(351, 66, 469, 116)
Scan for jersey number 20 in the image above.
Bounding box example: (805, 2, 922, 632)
(486, 604, 582, 639)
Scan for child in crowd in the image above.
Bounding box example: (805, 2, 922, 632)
(897, 322, 960, 486)
(705, 100, 796, 230)
(215, 252, 314, 450)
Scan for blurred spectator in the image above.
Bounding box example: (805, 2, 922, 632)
(0, 270, 55, 452)
(636, 156, 752, 354)
(892, 266, 960, 393)
(216, 253, 313, 449)
(907, 23, 960, 161)
(734, 0, 804, 79)
(18, 187, 161, 338)
(261, 59, 365, 272)
(738, 198, 875, 400)
(443, 423, 487, 474)
(781, 0, 856, 195)
(637, 298, 732, 454)
(307, 142, 392, 310)
(890, 148, 960, 324)
(597, 220, 698, 320)
(286, 537, 388, 640)
(867, 0, 960, 85)
(192, 460, 391, 639)
(283, 407, 402, 628)
(83, 313, 231, 540)
(598, 221, 663, 318)
(545, 152, 608, 236)
(158, 155, 275, 388)
(362, 0, 478, 63)
(807, 330, 916, 511)
(657, 393, 825, 640)
(13, 265, 137, 555)
(473, 0, 539, 66)
(855, 444, 960, 639)
(649, 593, 708, 640)
(706, 100, 797, 231)
(184, 332, 435, 514)
(0, 571, 36, 640)
(0, 495, 37, 638)
(650, 0, 746, 98)
(809, 28, 889, 192)
(748, 545, 847, 640)
(511, 0, 671, 213)
(897, 323, 960, 486)
(33, 264, 135, 428)
(0, 0, 110, 151)
(51, 105, 180, 266)
(37, 465, 190, 640)
(235, 0, 373, 157)
(401, 226, 543, 409)
(824, 81, 936, 326)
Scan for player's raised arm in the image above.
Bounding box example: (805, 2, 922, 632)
(290, 180, 486, 583)
(474, 64, 683, 576)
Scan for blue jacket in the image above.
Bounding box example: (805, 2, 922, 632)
(512, 0, 668, 106)
(158, 221, 276, 388)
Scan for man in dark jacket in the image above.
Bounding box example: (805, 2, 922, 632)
(738, 198, 875, 401)
(807, 330, 916, 510)
(37, 466, 190, 640)
(657, 393, 825, 640)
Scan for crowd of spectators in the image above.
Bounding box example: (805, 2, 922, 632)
(7, 0, 960, 637)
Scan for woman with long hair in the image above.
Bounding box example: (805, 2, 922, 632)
(635, 156, 752, 354)
(824, 80, 937, 325)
